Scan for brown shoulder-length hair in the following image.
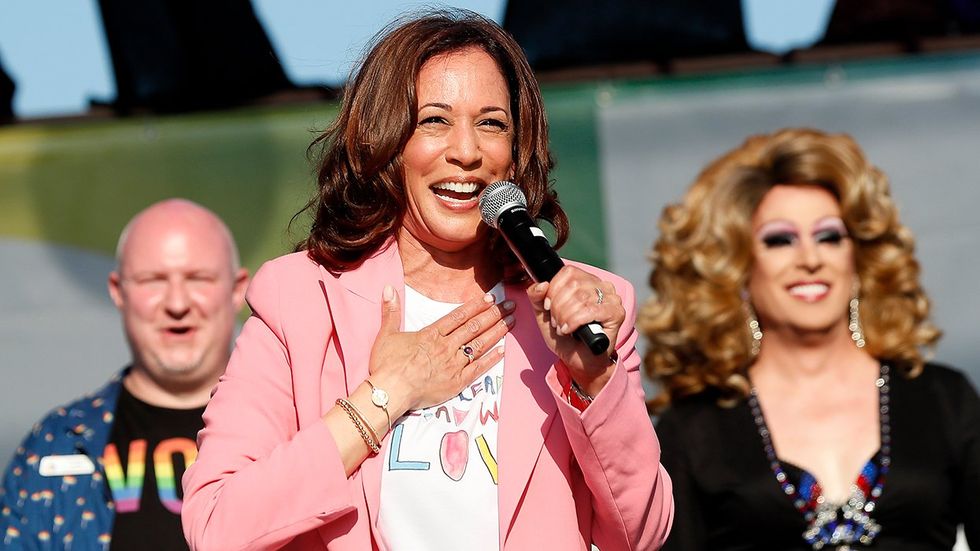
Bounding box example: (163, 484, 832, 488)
(295, 9, 567, 275)
(641, 128, 941, 412)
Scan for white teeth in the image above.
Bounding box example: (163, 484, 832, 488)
(438, 195, 470, 204)
(432, 182, 479, 193)
(789, 283, 829, 298)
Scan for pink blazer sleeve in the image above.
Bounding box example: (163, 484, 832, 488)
(547, 268, 675, 550)
(181, 260, 353, 550)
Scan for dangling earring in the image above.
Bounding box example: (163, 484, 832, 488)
(849, 296, 866, 348)
(749, 315, 763, 357)
(742, 293, 763, 357)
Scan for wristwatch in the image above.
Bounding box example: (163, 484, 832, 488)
(366, 379, 391, 433)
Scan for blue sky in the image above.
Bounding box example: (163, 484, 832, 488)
(0, 0, 834, 118)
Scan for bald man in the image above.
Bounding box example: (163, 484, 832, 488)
(1, 199, 248, 550)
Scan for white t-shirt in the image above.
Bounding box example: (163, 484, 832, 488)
(377, 283, 505, 551)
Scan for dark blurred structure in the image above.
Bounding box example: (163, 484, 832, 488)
(96, 0, 328, 114)
(0, 56, 14, 124)
(503, 0, 749, 72)
(952, 0, 980, 31)
(503, 0, 980, 79)
(820, 0, 980, 47)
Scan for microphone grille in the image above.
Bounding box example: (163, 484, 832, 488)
(479, 181, 527, 228)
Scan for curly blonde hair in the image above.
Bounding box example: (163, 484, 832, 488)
(641, 128, 941, 412)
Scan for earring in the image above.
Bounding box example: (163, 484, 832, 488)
(849, 296, 866, 348)
(749, 316, 763, 356)
(742, 299, 763, 357)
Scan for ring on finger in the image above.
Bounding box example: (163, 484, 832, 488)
(460, 344, 476, 363)
(595, 287, 604, 305)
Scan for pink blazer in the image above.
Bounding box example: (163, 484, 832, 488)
(182, 244, 673, 550)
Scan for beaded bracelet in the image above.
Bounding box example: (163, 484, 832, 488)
(336, 398, 380, 454)
(345, 398, 382, 445)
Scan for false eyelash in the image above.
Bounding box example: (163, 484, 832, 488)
(761, 232, 797, 247)
(814, 230, 848, 244)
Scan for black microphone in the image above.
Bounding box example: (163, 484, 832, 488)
(479, 180, 610, 356)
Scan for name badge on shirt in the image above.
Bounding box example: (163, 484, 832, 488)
(39, 454, 96, 477)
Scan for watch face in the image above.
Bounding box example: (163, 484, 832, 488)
(371, 387, 389, 408)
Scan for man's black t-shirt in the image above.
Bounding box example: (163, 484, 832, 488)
(104, 385, 205, 550)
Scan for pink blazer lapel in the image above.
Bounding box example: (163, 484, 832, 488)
(317, 242, 405, 547)
(327, 242, 404, 396)
(497, 285, 558, 542)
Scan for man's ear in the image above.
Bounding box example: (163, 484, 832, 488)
(232, 268, 249, 312)
(108, 271, 125, 310)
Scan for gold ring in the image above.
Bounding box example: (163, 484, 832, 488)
(460, 345, 475, 363)
(595, 287, 604, 305)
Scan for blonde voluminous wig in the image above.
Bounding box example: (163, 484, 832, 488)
(641, 128, 941, 412)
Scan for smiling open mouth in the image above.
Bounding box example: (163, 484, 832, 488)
(432, 182, 481, 203)
(788, 283, 829, 300)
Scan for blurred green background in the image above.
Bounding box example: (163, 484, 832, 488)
(0, 82, 608, 274)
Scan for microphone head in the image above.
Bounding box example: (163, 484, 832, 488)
(479, 181, 527, 229)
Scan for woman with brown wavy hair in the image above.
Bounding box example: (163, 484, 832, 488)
(181, 9, 673, 551)
(643, 127, 978, 550)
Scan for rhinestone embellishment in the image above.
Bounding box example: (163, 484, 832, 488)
(748, 364, 890, 550)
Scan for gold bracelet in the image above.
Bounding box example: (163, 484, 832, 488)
(344, 398, 381, 445)
(336, 398, 380, 454)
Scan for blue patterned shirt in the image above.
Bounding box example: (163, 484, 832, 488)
(1, 372, 122, 550)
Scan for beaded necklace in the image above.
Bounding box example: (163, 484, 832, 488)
(747, 364, 891, 551)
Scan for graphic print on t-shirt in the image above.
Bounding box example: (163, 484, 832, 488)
(103, 437, 198, 513)
(103, 385, 204, 550)
(386, 370, 503, 484)
(377, 283, 506, 551)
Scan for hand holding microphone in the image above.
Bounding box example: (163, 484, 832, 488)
(479, 181, 617, 359)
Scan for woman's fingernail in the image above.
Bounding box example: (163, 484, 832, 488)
(484, 293, 495, 303)
(383, 285, 394, 302)
(535, 282, 548, 292)
(560, 323, 569, 335)
(503, 300, 515, 311)
(550, 317, 557, 328)
(543, 297, 551, 311)
(504, 314, 515, 326)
